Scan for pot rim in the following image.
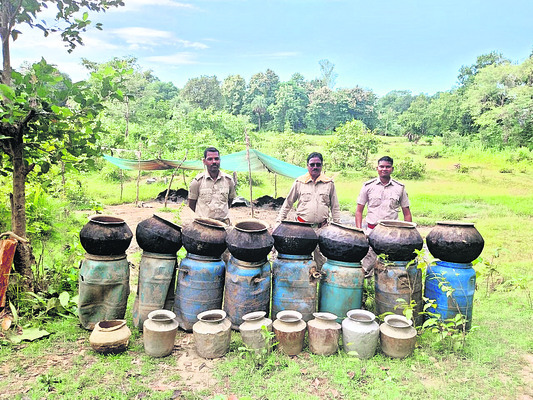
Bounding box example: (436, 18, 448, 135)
(95, 319, 127, 331)
(197, 309, 226, 323)
(346, 309, 376, 323)
(233, 218, 269, 233)
(377, 220, 417, 229)
(194, 218, 227, 230)
(330, 222, 364, 233)
(147, 309, 177, 322)
(152, 214, 182, 231)
(435, 221, 475, 227)
(276, 310, 302, 323)
(242, 311, 267, 321)
(87, 215, 126, 225)
(313, 312, 338, 321)
(384, 314, 413, 328)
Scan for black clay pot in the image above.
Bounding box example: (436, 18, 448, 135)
(426, 221, 484, 263)
(79, 215, 133, 256)
(226, 219, 274, 262)
(181, 218, 227, 258)
(272, 220, 318, 255)
(368, 220, 423, 262)
(318, 222, 369, 262)
(136, 214, 182, 254)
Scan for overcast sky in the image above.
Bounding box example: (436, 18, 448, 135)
(9, 0, 533, 96)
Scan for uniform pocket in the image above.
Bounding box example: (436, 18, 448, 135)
(320, 193, 330, 206)
(389, 197, 400, 210)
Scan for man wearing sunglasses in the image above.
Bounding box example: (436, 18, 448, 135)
(355, 155, 412, 276)
(188, 146, 236, 224)
(277, 152, 341, 267)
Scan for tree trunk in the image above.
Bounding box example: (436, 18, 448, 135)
(8, 116, 36, 292)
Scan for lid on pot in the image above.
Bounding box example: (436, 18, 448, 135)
(330, 222, 364, 233)
(279, 220, 314, 228)
(377, 220, 417, 229)
(153, 214, 182, 231)
(436, 221, 475, 227)
(276, 310, 302, 323)
(194, 218, 227, 229)
(242, 311, 267, 321)
(313, 312, 338, 321)
(87, 215, 125, 225)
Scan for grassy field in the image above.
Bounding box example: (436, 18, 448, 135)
(1, 137, 532, 399)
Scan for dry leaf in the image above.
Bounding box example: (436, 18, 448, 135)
(347, 371, 356, 379)
(300, 368, 308, 375)
(380, 366, 390, 371)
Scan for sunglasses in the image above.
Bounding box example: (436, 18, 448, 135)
(308, 163, 322, 167)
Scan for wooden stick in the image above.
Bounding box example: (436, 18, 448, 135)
(164, 151, 188, 208)
(245, 128, 254, 218)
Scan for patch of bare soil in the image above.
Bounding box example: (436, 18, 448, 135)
(518, 354, 533, 399)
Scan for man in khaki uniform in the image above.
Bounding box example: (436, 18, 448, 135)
(188, 147, 236, 224)
(277, 152, 341, 267)
(355, 156, 412, 276)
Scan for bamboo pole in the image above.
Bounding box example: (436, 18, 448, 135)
(136, 148, 141, 207)
(164, 151, 188, 208)
(245, 128, 254, 218)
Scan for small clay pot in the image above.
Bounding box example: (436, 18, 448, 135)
(89, 320, 131, 354)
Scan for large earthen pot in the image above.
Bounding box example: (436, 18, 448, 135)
(318, 223, 369, 262)
(136, 214, 182, 254)
(426, 221, 484, 263)
(181, 218, 227, 258)
(226, 219, 274, 262)
(368, 220, 423, 261)
(272, 220, 318, 255)
(79, 215, 133, 256)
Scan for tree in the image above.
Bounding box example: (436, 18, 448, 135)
(268, 82, 308, 132)
(244, 69, 279, 127)
(0, 0, 124, 290)
(305, 86, 338, 132)
(327, 120, 380, 169)
(250, 95, 267, 131)
(318, 59, 337, 89)
(457, 51, 510, 88)
(180, 75, 223, 110)
(398, 94, 431, 142)
(221, 74, 246, 115)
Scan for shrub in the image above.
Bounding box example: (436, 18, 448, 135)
(394, 158, 426, 180)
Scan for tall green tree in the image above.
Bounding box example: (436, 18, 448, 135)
(0, 0, 124, 289)
(180, 75, 223, 110)
(268, 82, 308, 131)
(221, 74, 246, 116)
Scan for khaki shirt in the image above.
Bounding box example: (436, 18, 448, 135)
(277, 173, 341, 224)
(188, 171, 236, 221)
(357, 178, 409, 225)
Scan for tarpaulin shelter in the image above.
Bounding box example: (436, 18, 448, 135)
(104, 149, 307, 179)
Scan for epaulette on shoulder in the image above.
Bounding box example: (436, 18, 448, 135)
(363, 178, 378, 186)
(192, 172, 205, 181)
(391, 178, 405, 187)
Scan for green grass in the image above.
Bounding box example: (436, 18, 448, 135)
(1, 136, 532, 399)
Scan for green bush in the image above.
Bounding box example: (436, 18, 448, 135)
(393, 158, 426, 180)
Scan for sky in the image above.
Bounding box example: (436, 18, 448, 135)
(8, 0, 533, 96)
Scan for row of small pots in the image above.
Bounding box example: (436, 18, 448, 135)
(191, 309, 417, 360)
(88, 308, 417, 360)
